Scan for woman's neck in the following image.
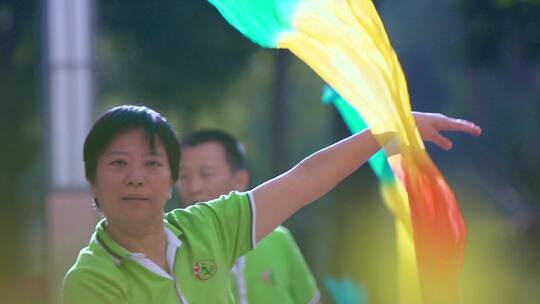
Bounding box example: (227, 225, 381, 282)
(105, 218, 168, 270)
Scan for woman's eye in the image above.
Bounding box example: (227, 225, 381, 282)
(201, 172, 213, 179)
(110, 159, 127, 166)
(147, 161, 162, 167)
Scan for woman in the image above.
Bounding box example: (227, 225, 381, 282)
(62, 105, 481, 303)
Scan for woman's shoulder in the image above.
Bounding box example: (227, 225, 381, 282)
(65, 237, 125, 284)
(165, 191, 251, 226)
(63, 247, 127, 302)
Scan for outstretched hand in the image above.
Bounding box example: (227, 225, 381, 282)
(413, 112, 482, 150)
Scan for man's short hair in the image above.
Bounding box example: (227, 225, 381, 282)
(180, 129, 246, 172)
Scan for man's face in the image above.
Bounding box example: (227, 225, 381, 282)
(178, 141, 248, 206)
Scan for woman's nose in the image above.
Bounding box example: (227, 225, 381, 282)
(126, 166, 145, 186)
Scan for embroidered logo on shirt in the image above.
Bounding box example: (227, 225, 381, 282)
(193, 259, 217, 280)
(262, 269, 277, 287)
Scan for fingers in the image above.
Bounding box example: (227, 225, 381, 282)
(437, 116, 482, 136)
(413, 112, 482, 149)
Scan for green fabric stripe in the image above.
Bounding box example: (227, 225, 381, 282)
(206, 0, 298, 48)
(322, 86, 395, 183)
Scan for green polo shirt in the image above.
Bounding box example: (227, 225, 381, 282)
(231, 226, 320, 304)
(62, 191, 256, 304)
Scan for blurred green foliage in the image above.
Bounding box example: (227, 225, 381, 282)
(97, 0, 255, 111)
(0, 0, 44, 301)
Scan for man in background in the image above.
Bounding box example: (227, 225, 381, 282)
(177, 129, 320, 304)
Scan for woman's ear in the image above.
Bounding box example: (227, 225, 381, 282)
(92, 198, 100, 210)
(89, 180, 98, 198)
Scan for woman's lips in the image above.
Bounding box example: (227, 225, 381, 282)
(121, 195, 149, 201)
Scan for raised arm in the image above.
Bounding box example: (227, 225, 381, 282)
(252, 113, 481, 241)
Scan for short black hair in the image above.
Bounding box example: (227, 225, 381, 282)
(83, 105, 180, 182)
(180, 129, 246, 171)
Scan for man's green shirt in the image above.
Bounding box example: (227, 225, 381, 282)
(62, 191, 255, 304)
(231, 226, 320, 303)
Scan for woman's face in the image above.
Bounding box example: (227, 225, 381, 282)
(90, 128, 173, 228)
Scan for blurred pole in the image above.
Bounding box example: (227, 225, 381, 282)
(44, 0, 96, 303)
(270, 50, 290, 174)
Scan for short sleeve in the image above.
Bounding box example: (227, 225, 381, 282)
(280, 227, 320, 303)
(166, 191, 256, 268)
(62, 268, 126, 304)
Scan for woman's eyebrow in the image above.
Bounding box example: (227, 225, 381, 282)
(145, 151, 166, 157)
(104, 150, 166, 156)
(105, 151, 128, 156)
